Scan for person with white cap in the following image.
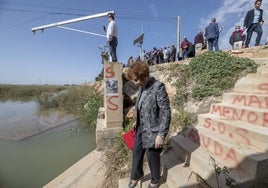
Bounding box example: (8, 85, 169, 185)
(229, 25, 246, 50)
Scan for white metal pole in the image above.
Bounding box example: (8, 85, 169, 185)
(57, 26, 106, 38)
(140, 44, 143, 59)
(177, 16, 181, 60)
(32, 11, 115, 33)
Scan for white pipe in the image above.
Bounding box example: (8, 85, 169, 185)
(57, 26, 106, 37)
(32, 11, 114, 33)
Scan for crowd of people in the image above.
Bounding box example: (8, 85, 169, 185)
(228, 0, 264, 50)
(127, 41, 194, 66)
(124, 0, 265, 67)
(127, 44, 177, 66)
(190, 0, 264, 53)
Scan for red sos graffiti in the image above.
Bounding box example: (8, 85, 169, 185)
(108, 96, 118, 110)
(105, 67, 115, 78)
(258, 83, 268, 93)
(105, 66, 118, 111)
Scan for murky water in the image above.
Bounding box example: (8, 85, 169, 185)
(0, 101, 96, 188)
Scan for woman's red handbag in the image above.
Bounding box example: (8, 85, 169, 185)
(122, 129, 136, 150)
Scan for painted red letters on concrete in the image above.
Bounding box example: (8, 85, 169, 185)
(258, 83, 268, 93)
(105, 67, 115, 78)
(232, 95, 265, 108)
(210, 104, 268, 127)
(105, 66, 118, 111)
(203, 118, 251, 145)
(107, 96, 119, 110)
(187, 128, 239, 166)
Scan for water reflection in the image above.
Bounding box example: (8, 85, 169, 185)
(0, 101, 96, 188)
(0, 101, 75, 141)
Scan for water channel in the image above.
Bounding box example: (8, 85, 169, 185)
(0, 101, 96, 188)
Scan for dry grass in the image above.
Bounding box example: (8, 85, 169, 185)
(101, 148, 132, 188)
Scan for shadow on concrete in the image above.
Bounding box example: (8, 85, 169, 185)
(157, 125, 268, 188)
(201, 147, 268, 188)
(159, 126, 203, 187)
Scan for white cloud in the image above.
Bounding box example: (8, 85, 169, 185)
(149, 3, 159, 18)
(143, 0, 159, 18)
(200, 0, 268, 50)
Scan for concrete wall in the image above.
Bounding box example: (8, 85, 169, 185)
(96, 61, 123, 150)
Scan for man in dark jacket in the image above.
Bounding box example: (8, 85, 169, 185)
(194, 30, 204, 55)
(169, 44, 176, 62)
(243, 0, 264, 47)
(205, 18, 219, 51)
(180, 36, 191, 59)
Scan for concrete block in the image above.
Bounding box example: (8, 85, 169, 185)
(208, 103, 268, 127)
(104, 62, 123, 129)
(251, 57, 268, 73)
(182, 126, 268, 182)
(170, 133, 241, 188)
(161, 148, 183, 170)
(251, 58, 268, 66)
(222, 93, 268, 109)
(257, 65, 268, 74)
(96, 116, 122, 150)
(44, 150, 106, 188)
(170, 132, 268, 187)
(198, 113, 268, 151)
(234, 82, 268, 94)
(246, 73, 268, 80)
(164, 160, 202, 188)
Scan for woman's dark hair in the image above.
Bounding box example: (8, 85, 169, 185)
(127, 60, 149, 80)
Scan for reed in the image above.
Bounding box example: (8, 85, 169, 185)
(36, 84, 103, 128)
(0, 84, 103, 128)
(0, 84, 67, 101)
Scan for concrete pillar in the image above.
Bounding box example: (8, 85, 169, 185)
(96, 60, 123, 150)
(103, 62, 123, 128)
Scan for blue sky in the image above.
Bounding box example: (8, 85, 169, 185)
(1, 0, 267, 85)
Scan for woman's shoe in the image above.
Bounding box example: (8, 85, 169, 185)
(128, 174, 144, 188)
(148, 182, 159, 188)
(128, 180, 138, 188)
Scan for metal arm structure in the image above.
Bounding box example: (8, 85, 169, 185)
(31, 11, 114, 62)
(57, 26, 106, 38)
(31, 11, 115, 34)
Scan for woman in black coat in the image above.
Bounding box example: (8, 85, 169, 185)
(127, 60, 171, 188)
